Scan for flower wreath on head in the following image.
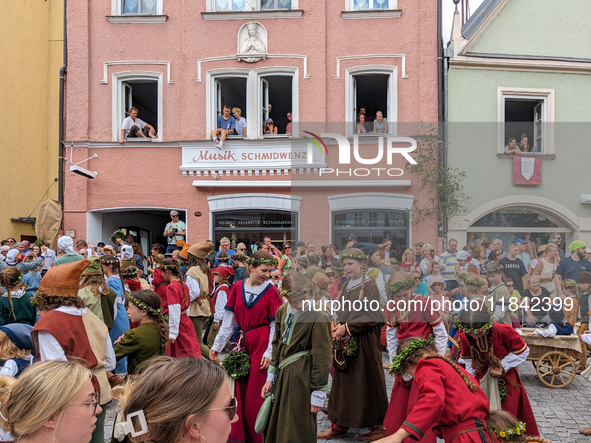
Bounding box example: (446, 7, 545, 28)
(217, 256, 230, 263)
(454, 314, 494, 336)
(561, 280, 579, 289)
(484, 264, 504, 275)
(125, 267, 140, 278)
(385, 277, 416, 295)
(246, 258, 278, 267)
(101, 257, 118, 265)
(389, 335, 434, 376)
(339, 253, 368, 261)
(159, 263, 179, 271)
(4, 270, 24, 291)
(127, 294, 162, 317)
(332, 263, 344, 271)
(280, 288, 307, 299)
(462, 277, 486, 287)
(491, 421, 526, 441)
(296, 258, 308, 266)
(231, 254, 248, 262)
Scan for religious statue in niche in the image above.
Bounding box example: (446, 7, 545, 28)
(237, 22, 267, 63)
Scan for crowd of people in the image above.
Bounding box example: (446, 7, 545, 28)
(1, 224, 590, 442)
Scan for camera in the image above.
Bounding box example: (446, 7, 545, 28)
(168, 227, 178, 239)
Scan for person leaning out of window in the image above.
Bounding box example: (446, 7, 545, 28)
(373, 110, 388, 134)
(504, 137, 521, 155)
(119, 107, 157, 144)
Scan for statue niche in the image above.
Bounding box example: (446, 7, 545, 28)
(237, 22, 267, 63)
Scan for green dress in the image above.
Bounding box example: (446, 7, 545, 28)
(114, 323, 162, 375)
(78, 287, 117, 330)
(0, 289, 36, 326)
(264, 303, 332, 443)
(53, 254, 84, 266)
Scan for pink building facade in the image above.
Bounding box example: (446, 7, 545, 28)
(63, 0, 440, 257)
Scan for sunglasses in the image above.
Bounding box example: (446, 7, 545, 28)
(285, 246, 291, 249)
(238, 248, 247, 251)
(326, 273, 335, 277)
(507, 284, 514, 287)
(205, 396, 237, 420)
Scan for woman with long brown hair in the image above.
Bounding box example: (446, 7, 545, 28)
(210, 250, 282, 443)
(78, 256, 117, 330)
(160, 258, 201, 359)
(457, 304, 538, 436)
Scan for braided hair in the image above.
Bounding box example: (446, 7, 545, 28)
(101, 254, 127, 295)
(129, 290, 169, 359)
(0, 268, 21, 321)
(458, 304, 503, 373)
(160, 259, 188, 306)
(397, 337, 479, 393)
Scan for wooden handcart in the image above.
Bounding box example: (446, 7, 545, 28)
(521, 328, 581, 389)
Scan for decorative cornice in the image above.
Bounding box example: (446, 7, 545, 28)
(193, 180, 411, 187)
(201, 9, 303, 20)
(334, 54, 409, 79)
(450, 55, 591, 74)
(100, 61, 173, 84)
(106, 15, 168, 24)
(340, 10, 401, 19)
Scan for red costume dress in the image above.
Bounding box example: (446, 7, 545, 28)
(383, 295, 442, 442)
(224, 280, 282, 443)
(163, 280, 201, 358)
(126, 279, 142, 329)
(152, 268, 168, 304)
(401, 359, 498, 443)
(459, 323, 539, 436)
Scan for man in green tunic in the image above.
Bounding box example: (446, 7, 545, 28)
(261, 272, 332, 443)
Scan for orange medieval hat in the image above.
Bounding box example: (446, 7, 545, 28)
(38, 259, 91, 297)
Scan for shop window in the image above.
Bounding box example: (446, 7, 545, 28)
(498, 87, 554, 155)
(214, 0, 294, 11)
(350, 0, 395, 9)
(332, 210, 408, 259)
(351, 73, 391, 135)
(261, 75, 293, 137)
(215, 77, 248, 139)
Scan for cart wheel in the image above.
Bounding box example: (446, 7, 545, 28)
(532, 360, 538, 371)
(536, 351, 576, 388)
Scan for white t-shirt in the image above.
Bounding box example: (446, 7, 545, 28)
(165, 220, 187, 244)
(121, 116, 147, 135)
(42, 248, 56, 270)
(235, 117, 247, 136)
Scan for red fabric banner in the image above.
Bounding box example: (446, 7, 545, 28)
(513, 156, 542, 185)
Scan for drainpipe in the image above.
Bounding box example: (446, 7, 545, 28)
(437, 0, 445, 244)
(58, 0, 67, 208)
(442, 31, 450, 243)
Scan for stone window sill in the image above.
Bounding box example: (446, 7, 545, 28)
(341, 9, 401, 19)
(497, 154, 555, 159)
(201, 10, 303, 20)
(107, 15, 168, 24)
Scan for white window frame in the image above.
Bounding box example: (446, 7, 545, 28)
(112, 71, 164, 142)
(207, 0, 298, 12)
(113, 0, 163, 15)
(346, 0, 398, 10)
(206, 67, 299, 140)
(345, 65, 398, 138)
(497, 87, 555, 155)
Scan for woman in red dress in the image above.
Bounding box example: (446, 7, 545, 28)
(376, 336, 498, 443)
(381, 271, 448, 442)
(456, 304, 539, 436)
(160, 258, 201, 359)
(210, 250, 282, 443)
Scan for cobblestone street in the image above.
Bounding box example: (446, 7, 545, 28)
(105, 352, 591, 442)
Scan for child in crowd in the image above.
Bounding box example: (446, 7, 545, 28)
(424, 261, 444, 287)
(305, 252, 321, 281)
(528, 305, 574, 337)
(428, 278, 451, 327)
(21, 255, 42, 292)
(232, 253, 248, 282)
(295, 256, 309, 275)
(486, 263, 513, 325)
(207, 266, 234, 348)
(0, 267, 36, 326)
(576, 271, 591, 373)
(150, 253, 168, 303)
(488, 410, 551, 443)
(261, 272, 332, 443)
(160, 258, 201, 359)
(0, 324, 36, 377)
(114, 290, 168, 376)
(561, 279, 579, 326)
(78, 256, 117, 330)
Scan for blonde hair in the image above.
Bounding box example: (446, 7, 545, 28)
(338, 248, 368, 301)
(0, 330, 30, 360)
(487, 410, 551, 443)
(231, 107, 241, 115)
(459, 274, 483, 299)
(0, 360, 92, 438)
(526, 274, 540, 289)
(402, 248, 415, 263)
(115, 357, 226, 443)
